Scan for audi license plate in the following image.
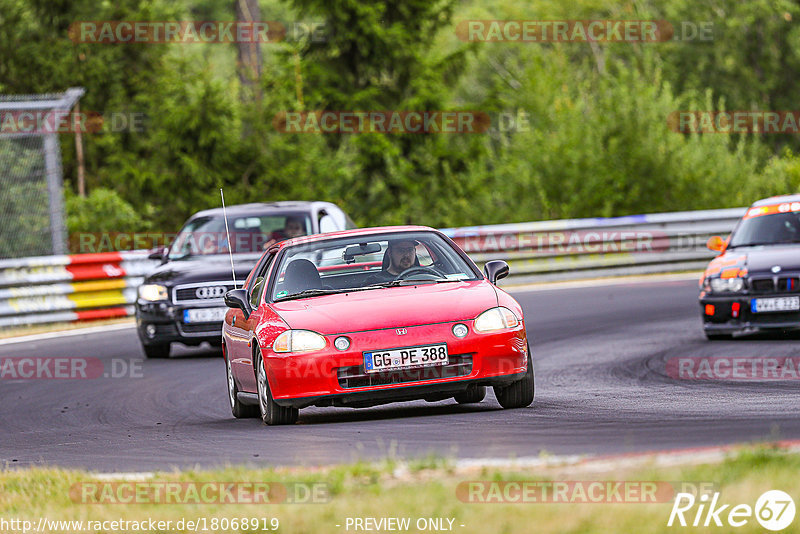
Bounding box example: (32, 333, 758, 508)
(183, 307, 228, 323)
(364, 343, 448, 373)
(751, 297, 800, 313)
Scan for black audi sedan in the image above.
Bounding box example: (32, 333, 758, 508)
(700, 194, 800, 339)
(135, 201, 355, 358)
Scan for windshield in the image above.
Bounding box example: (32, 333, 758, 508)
(728, 209, 800, 248)
(269, 231, 480, 301)
(168, 213, 312, 260)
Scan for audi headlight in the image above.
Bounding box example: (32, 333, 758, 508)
(474, 307, 520, 332)
(273, 330, 327, 353)
(709, 278, 744, 293)
(138, 284, 168, 301)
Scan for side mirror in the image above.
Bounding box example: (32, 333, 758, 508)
(706, 236, 726, 253)
(148, 246, 167, 262)
(483, 260, 510, 285)
(224, 288, 251, 319)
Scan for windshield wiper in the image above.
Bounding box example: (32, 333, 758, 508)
(375, 278, 450, 287)
(274, 288, 346, 302)
(729, 241, 800, 248)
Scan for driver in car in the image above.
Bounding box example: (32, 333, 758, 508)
(366, 239, 420, 284)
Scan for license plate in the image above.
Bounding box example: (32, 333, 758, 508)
(751, 297, 800, 313)
(364, 343, 448, 373)
(183, 307, 228, 323)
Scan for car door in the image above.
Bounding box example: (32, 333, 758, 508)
(230, 252, 276, 393)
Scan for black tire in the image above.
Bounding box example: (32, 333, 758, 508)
(494, 351, 534, 409)
(454, 386, 486, 404)
(255, 349, 298, 425)
(142, 342, 170, 359)
(226, 354, 259, 419)
(705, 332, 732, 341)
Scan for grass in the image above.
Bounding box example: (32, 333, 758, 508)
(1, 445, 798, 533)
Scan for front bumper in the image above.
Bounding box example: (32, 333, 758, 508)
(263, 321, 528, 409)
(700, 294, 800, 334)
(135, 300, 224, 346)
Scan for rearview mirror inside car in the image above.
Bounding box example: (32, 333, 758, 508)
(343, 242, 382, 263)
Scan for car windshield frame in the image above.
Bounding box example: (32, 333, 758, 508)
(727, 210, 800, 248)
(266, 231, 482, 303)
(167, 212, 313, 261)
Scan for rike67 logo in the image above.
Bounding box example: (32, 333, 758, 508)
(668, 490, 795, 531)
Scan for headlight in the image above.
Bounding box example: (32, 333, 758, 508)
(138, 284, 168, 301)
(474, 307, 520, 332)
(709, 278, 744, 293)
(273, 330, 327, 353)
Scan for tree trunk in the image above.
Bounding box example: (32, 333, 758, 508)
(235, 0, 262, 136)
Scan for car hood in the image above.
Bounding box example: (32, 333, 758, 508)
(704, 245, 800, 279)
(271, 281, 499, 334)
(145, 256, 260, 286)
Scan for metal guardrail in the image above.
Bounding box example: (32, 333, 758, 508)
(443, 207, 746, 285)
(0, 207, 746, 328)
(0, 251, 159, 328)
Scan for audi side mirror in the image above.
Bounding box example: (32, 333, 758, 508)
(224, 289, 251, 319)
(148, 246, 167, 263)
(484, 260, 510, 285)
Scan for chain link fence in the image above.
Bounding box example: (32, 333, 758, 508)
(0, 88, 83, 259)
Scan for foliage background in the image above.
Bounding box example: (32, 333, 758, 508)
(2, 0, 800, 245)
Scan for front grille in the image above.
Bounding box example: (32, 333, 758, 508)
(173, 281, 237, 304)
(337, 354, 473, 389)
(750, 278, 775, 293)
(178, 322, 223, 336)
(778, 277, 800, 292)
(749, 277, 800, 294)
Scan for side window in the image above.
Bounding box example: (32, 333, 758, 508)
(249, 253, 275, 308)
(318, 210, 338, 233)
(416, 243, 433, 267)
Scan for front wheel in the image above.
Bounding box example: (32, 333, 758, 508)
(142, 342, 170, 359)
(255, 349, 298, 425)
(705, 332, 733, 341)
(494, 351, 534, 409)
(454, 386, 486, 404)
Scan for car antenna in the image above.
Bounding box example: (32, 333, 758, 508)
(220, 188, 237, 289)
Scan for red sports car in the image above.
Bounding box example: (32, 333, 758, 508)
(222, 226, 533, 425)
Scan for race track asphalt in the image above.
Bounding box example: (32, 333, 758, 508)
(2, 278, 798, 471)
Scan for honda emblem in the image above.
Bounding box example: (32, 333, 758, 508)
(396, 328, 407, 335)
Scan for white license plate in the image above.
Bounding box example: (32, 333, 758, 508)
(183, 307, 228, 323)
(751, 297, 800, 313)
(364, 343, 448, 373)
